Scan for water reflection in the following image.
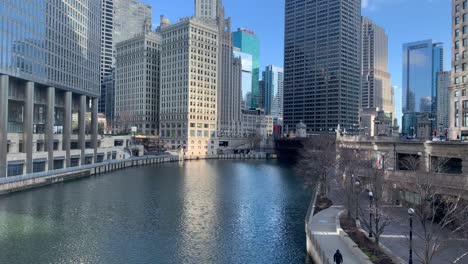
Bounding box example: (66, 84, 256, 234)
(0, 160, 314, 263)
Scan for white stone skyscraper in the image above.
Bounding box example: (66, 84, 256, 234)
(195, 0, 243, 137)
(159, 18, 219, 157)
(99, 0, 152, 121)
(114, 31, 161, 136)
(195, 0, 219, 19)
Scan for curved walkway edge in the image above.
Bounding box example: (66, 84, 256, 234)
(306, 179, 373, 264)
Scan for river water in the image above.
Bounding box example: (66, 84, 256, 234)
(0, 160, 314, 263)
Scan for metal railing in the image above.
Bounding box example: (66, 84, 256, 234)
(0, 154, 175, 185)
(306, 226, 331, 264)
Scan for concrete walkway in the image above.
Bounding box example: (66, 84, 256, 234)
(308, 179, 371, 264)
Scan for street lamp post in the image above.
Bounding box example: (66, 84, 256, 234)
(408, 208, 415, 264)
(369, 191, 374, 238)
(354, 181, 360, 220)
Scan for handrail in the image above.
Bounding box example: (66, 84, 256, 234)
(0, 154, 175, 185)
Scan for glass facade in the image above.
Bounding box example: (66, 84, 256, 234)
(233, 50, 253, 110)
(233, 29, 260, 109)
(402, 40, 443, 135)
(0, 0, 101, 96)
(262, 65, 284, 121)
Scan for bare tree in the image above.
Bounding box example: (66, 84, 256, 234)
(295, 136, 336, 197)
(399, 155, 468, 264)
(358, 164, 394, 250)
(337, 148, 363, 218)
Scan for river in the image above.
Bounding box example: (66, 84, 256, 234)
(0, 160, 314, 263)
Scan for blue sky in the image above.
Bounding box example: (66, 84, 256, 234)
(149, 0, 452, 88)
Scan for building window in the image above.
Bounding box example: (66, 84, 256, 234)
(33, 161, 46, 173)
(36, 141, 44, 152)
(8, 163, 24, 177)
(456, 65, 460, 73)
(456, 4, 461, 12)
(464, 13, 467, 22)
(53, 159, 64, 170)
(455, 41, 460, 49)
(464, 112, 468, 127)
(70, 158, 80, 167)
(464, 25, 468, 34)
(85, 156, 93, 165)
(463, 90, 467, 96)
(463, 76, 467, 83)
(53, 141, 59, 150)
(456, 16, 461, 25)
(465, 0, 468, 9)
(456, 28, 461, 37)
(455, 77, 460, 84)
(456, 53, 460, 62)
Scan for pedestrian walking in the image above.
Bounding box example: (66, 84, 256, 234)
(334, 249, 343, 264)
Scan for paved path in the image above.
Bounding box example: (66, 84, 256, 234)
(310, 206, 362, 264)
(356, 193, 468, 263)
(308, 179, 368, 264)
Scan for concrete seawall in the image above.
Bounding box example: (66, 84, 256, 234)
(0, 153, 274, 196)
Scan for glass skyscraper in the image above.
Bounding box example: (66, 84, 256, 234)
(263, 65, 284, 122)
(233, 28, 260, 109)
(0, 0, 102, 177)
(233, 49, 253, 110)
(402, 40, 443, 136)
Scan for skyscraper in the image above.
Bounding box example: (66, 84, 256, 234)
(449, 0, 468, 140)
(99, 0, 152, 118)
(263, 65, 284, 122)
(233, 28, 260, 109)
(283, 0, 362, 133)
(402, 40, 443, 136)
(159, 17, 219, 157)
(437, 71, 451, 135)
(114, 31, 161, 136)
(361, 17, 393, 115)
(195, 0, 218, 19)
(0, 0, 101, 176)
(233, 49, 253, 110)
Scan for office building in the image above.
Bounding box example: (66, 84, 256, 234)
(159, 17, 219, 157)
(99, 0, 152, 119)
(114, 31, 161, 136)
(283, 0, 362, 133)
(0, 0, 101, 177)
(437, 71, 450, 135)
(233, 28, 260, 108)
(233, 49, 254, 110)
(195, 0, 218, 19)
(263, 65, 284, 122)
(361, 17, 393, 115)
(402, 40, 443, 136)
(449, 0, 468, 140)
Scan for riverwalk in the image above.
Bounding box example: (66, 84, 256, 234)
(306, 179, 372, 264)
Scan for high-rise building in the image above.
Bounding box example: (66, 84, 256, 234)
(99, 0, 152, 118)
(233, 28, 260, 109)
(159, 17, 219, 157)
(195, 0, 218, 19)
(283, 0, 362, 133)
(194, 0, 243, 138)
(361, 17, 393, 115)
(258, 80, 265, 110)
(114, 0, 153, 46)
(437, 71, 451, 135)
(114, 31, 161, 136)
(0, 0, 101, 176)
(449, 0, 468, 140)
(263, 65, 284, 122)
(402, 40, 443, 136)
(233, 49, 253, 110)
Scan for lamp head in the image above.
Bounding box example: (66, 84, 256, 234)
(408, 208, 415, 216)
